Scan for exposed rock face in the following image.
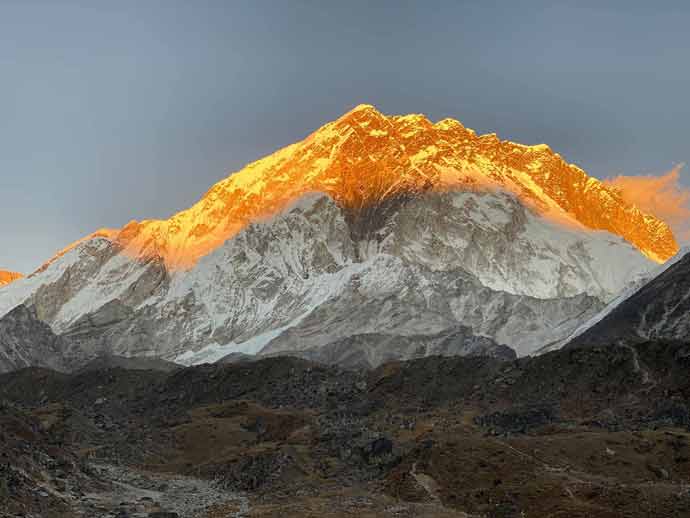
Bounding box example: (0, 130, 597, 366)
(0, 305, 78, 373)
(0, 270, 22, 288)
(258, 326, 516, 369)
(566, 248, 690, 348)
(0, 106, 667, 367)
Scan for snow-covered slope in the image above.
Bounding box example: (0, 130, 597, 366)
(0, 105, 668, 367)
(0, 190, 653, 362)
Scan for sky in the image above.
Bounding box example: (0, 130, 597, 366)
(1, 1, 690, 272)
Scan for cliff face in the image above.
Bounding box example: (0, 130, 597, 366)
(98, 104, 676, 271)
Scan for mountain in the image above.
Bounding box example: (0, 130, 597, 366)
(565, 247, 690, 348)
(0, 270, 22, 288)
(0, 105, 672, 366)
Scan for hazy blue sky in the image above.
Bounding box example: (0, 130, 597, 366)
(1, 1, 689, 271)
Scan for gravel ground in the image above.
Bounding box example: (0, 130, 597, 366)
(79, 463, 249, 518)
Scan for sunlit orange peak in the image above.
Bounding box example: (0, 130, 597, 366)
(0, 271, 23, 287)
(78, 104, 679, 270)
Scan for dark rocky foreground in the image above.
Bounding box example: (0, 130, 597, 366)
(568, 251, 690, 349)
(1, 341, 690, 517)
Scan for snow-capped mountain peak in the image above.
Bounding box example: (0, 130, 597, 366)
(0, 105, 677, 369)
(70, 104, 676, 272)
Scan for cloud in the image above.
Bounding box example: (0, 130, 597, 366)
(604, 164, 690, 242)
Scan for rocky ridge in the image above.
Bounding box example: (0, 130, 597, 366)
(566, 248, 690, 348)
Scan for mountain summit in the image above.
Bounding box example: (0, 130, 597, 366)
(0, 105, 675, 367)
(104, 104, 676, 270)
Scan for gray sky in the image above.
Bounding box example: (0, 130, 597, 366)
(2, 1, 689, 272)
